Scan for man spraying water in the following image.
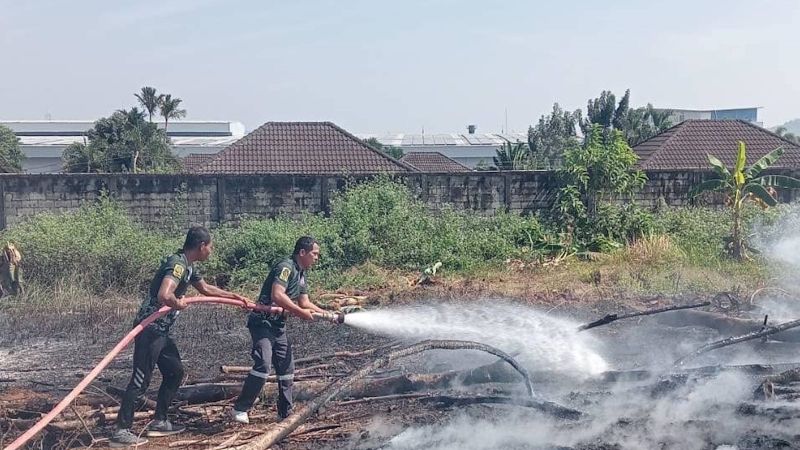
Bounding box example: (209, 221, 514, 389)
(230, 236, 336, 424)
(111, 226, 251, 448)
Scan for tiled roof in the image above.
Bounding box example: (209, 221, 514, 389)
(400, 152, 471, 172)
(634, 120, 800, 170)
(197, 122, 416, 174)
(181, 153, 215, 172)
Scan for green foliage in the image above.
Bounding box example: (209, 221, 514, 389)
(135, 86, 165, 122)
(578, 89, 672, 146)
(159, 94, 186, 132)
(0, 196, 177, 293)
(363, 137, 404, 160)
(557, 125, 646, 219)
(493, 141, 531, 170)
(527, 103, 581, 169)
(552, 125, 649, 251)
(329, 177, 548, 270)
(619, 104, 674, 146)
(207, 214, 344, 288)
(691, 141, 800, 260)
(580, 89, 628, 133)
(775, 126, 800, 144)
(0, 124, 24, 173)
(63, 108, 180, 173)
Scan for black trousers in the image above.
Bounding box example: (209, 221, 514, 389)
(233, 326, 294, 417)
(116, 327, 185, 430)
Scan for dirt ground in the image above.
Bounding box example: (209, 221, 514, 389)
(3, 279, 800, 449)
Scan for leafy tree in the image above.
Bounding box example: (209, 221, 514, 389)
(619, 104, 674, 146)
(363, 137, 405, 159)
(558, 124, 646, 220)
(581, 89, 630, 134)
(647, 105, 673, 134)
(493, 141, 531, 171)
(0, 124, 24, 173)
(690, 141, 800, 260)
(159, 94, 186, 132)
(578, 89, 672, 146)
(527, 103, 581, 169)
(134, 86, 164, 122)
(63, 109, 179, 173)
(62, 141, 100, 173)
(775, 126, 800, 144)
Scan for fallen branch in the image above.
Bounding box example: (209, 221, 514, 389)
(48, 411, 150, 431)
(336, 393, 431, 406)
(220, 363, 334, 375)
(293, 341, 401, 365)
(68, 405, 93, 443)
(674, 317, 800, 366)
(106, 386, 157, 410)
(231, 339, 536, 450)
(578, 301, 710, 331)
(418, 395, 583, 420)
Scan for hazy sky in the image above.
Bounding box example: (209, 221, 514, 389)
(1, 0, 798, 134)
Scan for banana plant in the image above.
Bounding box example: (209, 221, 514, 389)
(690, 141, 800, 260)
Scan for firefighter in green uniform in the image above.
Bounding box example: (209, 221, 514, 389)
(230, 236, 327, 424)
(111, 226, 250, 448)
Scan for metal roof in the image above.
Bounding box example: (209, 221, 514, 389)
(18, 135, 240, 147)
(358, 132, 528, 147)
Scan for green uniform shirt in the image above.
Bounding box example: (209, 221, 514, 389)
(135, 252, 202, 334)
(248, 257, 308, 331)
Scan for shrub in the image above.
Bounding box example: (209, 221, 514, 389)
(206, 214, 344, 288)
(1, 197, 177, 293)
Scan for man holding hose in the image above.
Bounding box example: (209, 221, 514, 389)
(230, 236, 328, 424)
(111, 226, 250, 448)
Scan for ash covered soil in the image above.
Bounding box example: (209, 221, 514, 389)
(4, 293, 800, 449)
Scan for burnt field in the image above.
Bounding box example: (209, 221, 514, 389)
(4, 293, 800, 450)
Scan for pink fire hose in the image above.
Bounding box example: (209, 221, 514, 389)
(5, 296, 286, 450)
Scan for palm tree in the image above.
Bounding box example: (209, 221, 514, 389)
(493, 141, 530, 170)
(647, 104, 673, 133)
(690, 141, 800, 260)
(159, 94, 186, 133)
(134, 87, 164, 123)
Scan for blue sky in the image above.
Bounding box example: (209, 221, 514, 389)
(1, 0, 798, 133)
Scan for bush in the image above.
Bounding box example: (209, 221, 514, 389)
(329, 177, 547, 270)
(1, 197, 177, 293)
(652, 204, 781, 262)
(206, 214, 344, 288)
(205, 178, 551, 284)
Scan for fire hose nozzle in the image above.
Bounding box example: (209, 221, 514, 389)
(312, 311, 345, 324)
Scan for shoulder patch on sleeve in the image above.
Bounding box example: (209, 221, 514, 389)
(172, 264, 185, 279)
(279, 267, 291, 282)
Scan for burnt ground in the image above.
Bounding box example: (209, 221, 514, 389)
(3, 287, 800, 449)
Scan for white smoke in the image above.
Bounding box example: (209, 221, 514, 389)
(378, 371, 800, 450)
(750, 204, 800, 322)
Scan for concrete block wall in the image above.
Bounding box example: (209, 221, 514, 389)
(1, 170, 790, 230)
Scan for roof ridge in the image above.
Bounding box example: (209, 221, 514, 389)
(736, 119, 800, 149)
(196, 121, 418, 174)
(639, 121, 688, 169)
(195, 121, 276, 172)
(326, 122, 419, 172)
(402, 151, 471, 171)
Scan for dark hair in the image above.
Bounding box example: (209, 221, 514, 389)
(293, 236, 318, 256)
(183, 226, 211, 251)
